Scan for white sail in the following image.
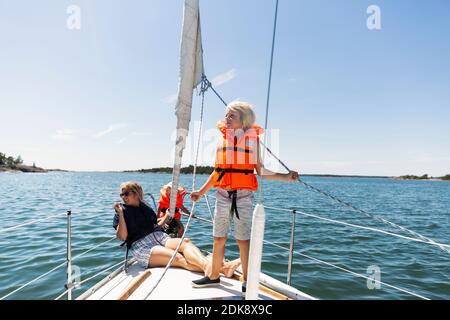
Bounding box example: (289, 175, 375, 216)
(169, 0, 204, 216)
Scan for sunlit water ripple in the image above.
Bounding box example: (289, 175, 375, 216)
(0, 172, 448, 300)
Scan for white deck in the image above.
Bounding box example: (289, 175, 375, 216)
(79, 261, 314, 300)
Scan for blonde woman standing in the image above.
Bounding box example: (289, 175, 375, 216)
(190, 101, 298, 291)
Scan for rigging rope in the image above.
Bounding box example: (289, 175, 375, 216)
(204, 194, 215, 222)
(264, 241, 430, 300)
(72, 237, 116, 261)
(200, 77, 449, 255)
(97, 272, 130, 300)
(259, 0, 280, 203)
(0, 213, 63, 234)
(1, 235, 117, 300)
(263, 206, 450, 250)
(203, 194, 450, 251)
(0, 260, 67, 300)
(55, 259, 126, 300)
(264, 0, 279, 132)
(145, 193, 158, 211)
(259, 141, 450, 255)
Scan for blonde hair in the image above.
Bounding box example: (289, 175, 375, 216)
(120, 181, 144, 201)
(222, 101, 256, 131)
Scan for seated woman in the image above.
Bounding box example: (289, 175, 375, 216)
(113, 181, 240, 278)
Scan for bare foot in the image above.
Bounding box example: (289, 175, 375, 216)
(221, 259, 241, 278)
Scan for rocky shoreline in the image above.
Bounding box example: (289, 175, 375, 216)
(0, 165, 67, 173)
(393, 174, 450, 181)
(0, 165, 47, 173)
(393, 177, 446, 181)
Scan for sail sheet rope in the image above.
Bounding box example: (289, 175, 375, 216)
(201, 194, 450, 252)
(143, 85, 208, 300)
(200, 78, 450, 255)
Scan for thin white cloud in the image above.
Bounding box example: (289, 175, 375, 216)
(53, 129, 75, 141)
(211, 68, 237, 87)
(93, 123, 128, 138)
(161, 94, 178, 105)
(116, 138, 127, 144)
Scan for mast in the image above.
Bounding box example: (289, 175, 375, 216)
(169, 0, 204, 217)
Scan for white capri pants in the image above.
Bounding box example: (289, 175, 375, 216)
(212, 189, 254, 240)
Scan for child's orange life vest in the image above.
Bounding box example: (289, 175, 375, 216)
(158, 187, 187, 219)
(212, 123, 264, 191)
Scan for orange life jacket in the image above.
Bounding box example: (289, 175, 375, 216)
(212, 123, 264, 191)
(158, 187, 187, 219)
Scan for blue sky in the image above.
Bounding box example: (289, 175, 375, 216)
(0, 0, 449, 176)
